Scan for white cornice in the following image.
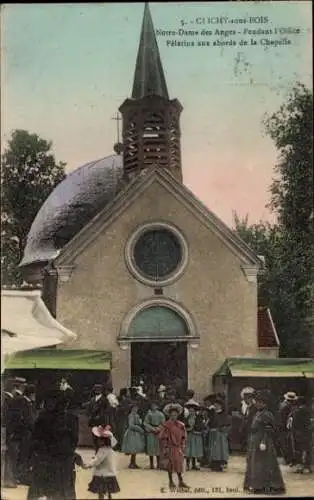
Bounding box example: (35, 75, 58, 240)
(55, 265, 76, 283)
(241, 265, 259, 283)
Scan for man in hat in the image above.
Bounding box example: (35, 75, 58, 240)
(17, 384, 37, 484)
(285, 392, 300, 466)
(240, 387, 256, 452)
(2, 378, 17, 487)
(159, 404, 189, 490)
(2, 377, 27, 487)
(157, 385, 167, 404)
(291, 395, 312, 473)
(86, 385, 111, 450)
(277, 391, 298, 463)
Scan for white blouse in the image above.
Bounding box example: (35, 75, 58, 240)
(87, 447, 117, 477)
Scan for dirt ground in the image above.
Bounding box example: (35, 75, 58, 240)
(2, 450, 314, 499)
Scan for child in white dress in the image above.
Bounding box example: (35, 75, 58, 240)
(83, 425, 120, 500)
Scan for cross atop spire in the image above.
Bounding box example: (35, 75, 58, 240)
(132, 3, 169, 100)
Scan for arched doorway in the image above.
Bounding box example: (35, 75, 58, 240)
(128, 306, 189, 394)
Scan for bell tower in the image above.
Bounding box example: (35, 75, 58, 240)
(119, 3, 183, 182)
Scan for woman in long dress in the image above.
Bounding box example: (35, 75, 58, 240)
(144, 401, 165, 469)
(121, 404, 145, 469)
(27, 390, 79, 500)
(116, 389, 132, 451)
(244, 390, 286, 495)
(207, 398, 229, 471)
(184, 402, 205, 470)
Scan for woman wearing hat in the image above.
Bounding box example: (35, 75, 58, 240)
(27, 390, 79, 500)
(184, 402, 205, 470)
(144, 401, 165, 469)
(158, 404, 189, 490)
(207, 398, 229, 472)
(244, 389, 285, 495)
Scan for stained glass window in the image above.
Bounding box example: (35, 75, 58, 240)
(133, 229, 182, 280)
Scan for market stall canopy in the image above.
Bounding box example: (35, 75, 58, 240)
(5, 348, 112, 371)
(214, 357, 314, 379)
(1, 289, 77, 361)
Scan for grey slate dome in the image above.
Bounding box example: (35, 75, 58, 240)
(20, 155, 123, 268)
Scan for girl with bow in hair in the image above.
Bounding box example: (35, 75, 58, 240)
(83, 425, 120, 500)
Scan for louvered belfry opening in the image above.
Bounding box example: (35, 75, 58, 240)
(120, 95, 182, 182)
(118, 3, 183, 183)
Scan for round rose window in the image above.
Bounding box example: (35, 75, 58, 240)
(133, 228, 182, 280)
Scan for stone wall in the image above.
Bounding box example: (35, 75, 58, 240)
(56, 181, 259, 398)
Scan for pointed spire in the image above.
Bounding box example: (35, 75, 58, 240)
(132, 3, 169, 100)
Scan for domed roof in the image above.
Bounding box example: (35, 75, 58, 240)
(20, 154, 123, 267)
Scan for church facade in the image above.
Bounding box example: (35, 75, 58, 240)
(20, 4, 279, 398)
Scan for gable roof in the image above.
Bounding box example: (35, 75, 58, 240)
(258, 307, 280, 348)
(55, 166, 262, 267)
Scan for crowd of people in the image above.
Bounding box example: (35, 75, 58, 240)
(1, 376, 313, 499)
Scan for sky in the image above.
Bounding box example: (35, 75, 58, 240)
(1, 2, 312, 227)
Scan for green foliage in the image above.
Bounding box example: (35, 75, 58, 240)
(232, 213, 280, 309)
(264, 83, 313, 234)
(1, 129, 66, 286)
(234, 84, 313, 357)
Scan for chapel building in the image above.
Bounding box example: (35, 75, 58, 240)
(19, 4, 280, 398)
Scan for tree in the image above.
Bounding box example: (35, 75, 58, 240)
(234, 84, 313, 357)
(1, 130, 66, 286)
(264, 83, 313, 357)
(232, 212, 281, 308)
(265, 83, 313, 234)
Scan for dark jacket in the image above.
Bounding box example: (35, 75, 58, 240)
(241, 404, 258, 438)
(292, 404, 311, 444)
(209, 411, 230, 431)
(184, 413, 206, 433)
(3, 391, 29, 439)
(28, 409, 79, 500)
(31, 409, 79, 458)
(86, 395, 110, 427)
(23, 397, 37, 432)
